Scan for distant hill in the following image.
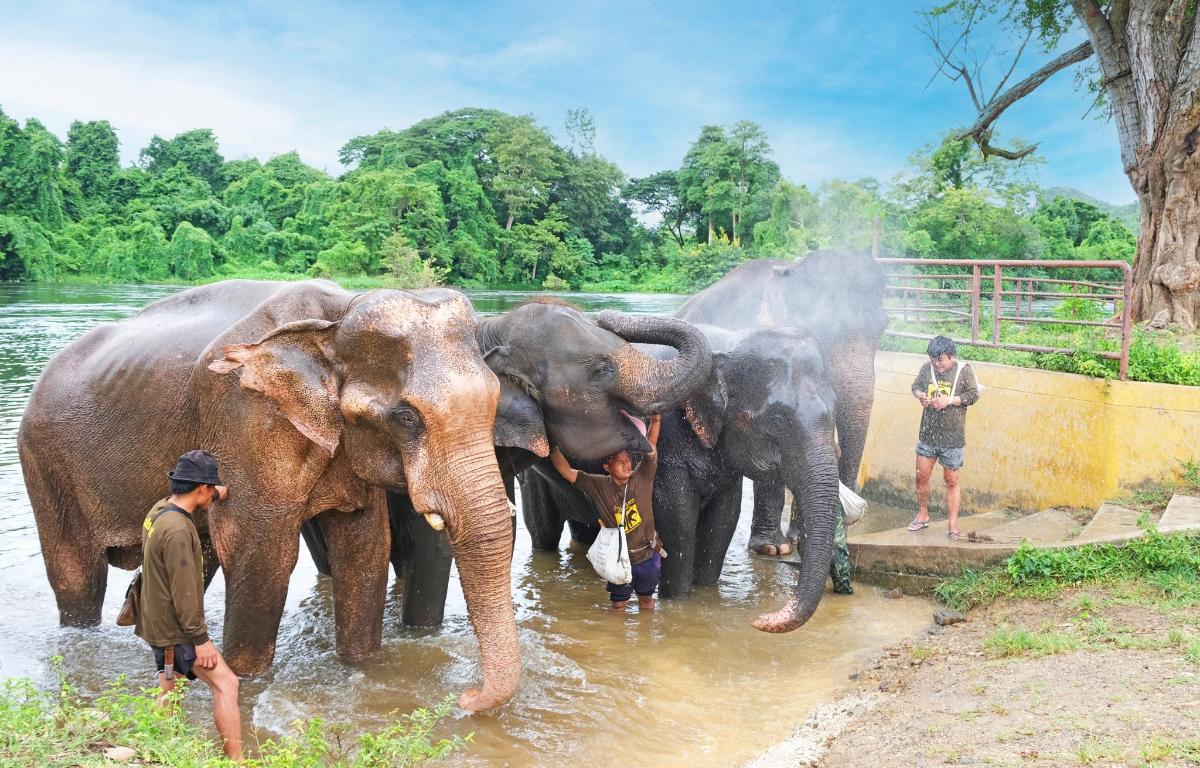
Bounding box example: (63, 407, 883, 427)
(1043, 186, 1140, 233)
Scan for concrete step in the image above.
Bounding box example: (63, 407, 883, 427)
(849, 510, 1009, 544)
(1075, 503, 1142, 544)
(1160, 494, 1200, 534)
(971, 508, 1081, 546)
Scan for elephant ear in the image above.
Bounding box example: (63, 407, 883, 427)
(208, 319, 344, 457)
(683, 355, 729, 449)
(483, 344, 540, 401)
(494, 379, 550, 457)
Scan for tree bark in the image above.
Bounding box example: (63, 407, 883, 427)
(505, 213, 514, 231)
(1071, 0, 1200, 326)
(707, 218, 714, 245)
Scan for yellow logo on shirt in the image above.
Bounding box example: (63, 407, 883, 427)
(927, 379, 952, 399)
(613, 499, 643, 534)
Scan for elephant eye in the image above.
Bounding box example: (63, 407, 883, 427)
(390, 406, 422, 430)
(591, 360, 616, 381)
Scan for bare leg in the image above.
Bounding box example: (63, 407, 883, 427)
(610, 600, 628, 612)
(192, 652, 243, 761)
(637, 595, 655, 611)
(155, 672, 177, 710)
(914, 455, 936, 523)
(944, 466, 961, 534)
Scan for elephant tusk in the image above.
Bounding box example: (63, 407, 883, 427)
(423, 512, 445, 531)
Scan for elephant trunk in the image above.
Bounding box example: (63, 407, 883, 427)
(437, 440, 521, 712)
(753, 427, 839, 633)
(827, 334, 877, 488)
(595, 311, 712, 414)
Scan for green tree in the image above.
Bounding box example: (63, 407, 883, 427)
(65, 120, 120, 213)
(140, 129, 225, 191)
(490, 117, 561, 230)
(624, 170, 688, 247)
(507, 205, 569, 282)
(169, 220, 216, 279)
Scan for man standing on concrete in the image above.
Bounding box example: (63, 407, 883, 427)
(136, 450, 242, 760)
(908, 336, 979, 541)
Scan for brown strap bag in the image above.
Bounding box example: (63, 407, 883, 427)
(115, 569, 141, 627)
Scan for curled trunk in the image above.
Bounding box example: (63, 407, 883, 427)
(753, 434, 839, 633)
(595, 311, 712, 413)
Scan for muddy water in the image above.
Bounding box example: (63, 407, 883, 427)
(0, 283, 934, 767)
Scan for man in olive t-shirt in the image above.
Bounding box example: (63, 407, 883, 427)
(551, 414, 665, 611)
(136, 450, 242, 761)
(908, 336, 979, 541)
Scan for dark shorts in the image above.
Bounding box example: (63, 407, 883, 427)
(916, 441, 964, 470)
(607, 551, 661, 602)
(153, 643, 197, 680)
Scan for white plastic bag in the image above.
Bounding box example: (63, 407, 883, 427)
(586, 526, 632, 584)
(839, 482, 868, 527)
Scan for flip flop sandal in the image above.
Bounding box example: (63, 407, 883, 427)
(906, 519, 929, 531)
(947, 530, 966, 541)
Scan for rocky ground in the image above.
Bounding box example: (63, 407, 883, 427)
(750, 585, 1200, 768)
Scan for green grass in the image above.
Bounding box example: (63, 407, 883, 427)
(0, 660, 470, 767)
(982, 624, 1083, 658)
(936, 529, 1200, 612)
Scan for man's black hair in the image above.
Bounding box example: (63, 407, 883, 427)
(169, 479, 203, 495)
(927, 335, 956, 359)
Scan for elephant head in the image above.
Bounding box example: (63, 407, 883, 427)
(767, 249, 888, 487)
(478, 300, 712, 460)
(210, 288, 522, 711)
(682, 326, 840, 632)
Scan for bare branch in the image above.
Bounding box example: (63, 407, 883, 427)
(953, 41, 1095, 144)
(978, 133, 1039, 160)
(989, 28, 1033, 105)
(919, 3, 981, 90)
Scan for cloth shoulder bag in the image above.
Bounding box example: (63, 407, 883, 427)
(586, 483, 632, 585)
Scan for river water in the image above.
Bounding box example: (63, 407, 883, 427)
(0, 283, 933, 766)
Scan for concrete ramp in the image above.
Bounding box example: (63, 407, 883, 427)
(846, 494, 1200, 593)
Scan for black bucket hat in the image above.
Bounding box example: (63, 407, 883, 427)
(167, 450, 223, 485)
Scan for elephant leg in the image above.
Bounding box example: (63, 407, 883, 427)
(25, 454, 105, 626)
(320, 497, 389, 662)
(518, 470, 566, 551)
(214, 513, 300, 676)
(748, 478, 791, 556)
(694, 480, 743, 586)
(566, 519, 599, 546)
(388, 492, 454, 628)
(655, 483, 700, 600)
(300, 517, 333, 578)
(200, 536, 221, 590)
(829, 509, 853, 595)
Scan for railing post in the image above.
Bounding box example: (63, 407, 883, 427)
(992, 264, 1002, 345)
(970, 266, 980, 343)
(1120, 267, 1133, 381)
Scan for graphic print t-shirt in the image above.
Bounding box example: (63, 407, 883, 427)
(573, 454, 658, 565)
(911, 362, 979, 448)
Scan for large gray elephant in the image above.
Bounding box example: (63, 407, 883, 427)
(301, 299, 714, 625)
(520, 325, 840, 630)
(675, 249, 887, 555)
(19, 280, 539, 712)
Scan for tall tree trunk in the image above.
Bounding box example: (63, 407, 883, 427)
(732, 211, 739, 244)
(505, 213, 514, 231)
(707, 218, 714, 245)
(1072, 0, 1200, 326)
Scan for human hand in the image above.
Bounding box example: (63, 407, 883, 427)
(932, 395, 953, 410)
(916, 393, 930, 407)
(194, 640, 219, 669)
(214, 485, 229, 502)
(649, 414, 661, 427)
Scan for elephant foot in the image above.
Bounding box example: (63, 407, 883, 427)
(748, 533, 793, 557)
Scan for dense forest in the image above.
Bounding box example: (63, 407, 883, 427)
(0, 105, 1137, 292)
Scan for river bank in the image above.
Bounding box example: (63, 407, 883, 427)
(749, 531, 1200, 768)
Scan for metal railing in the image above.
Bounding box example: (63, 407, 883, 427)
(876, 258, 1134, 380)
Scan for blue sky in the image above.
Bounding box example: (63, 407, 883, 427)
(0, 0, 1135, 204)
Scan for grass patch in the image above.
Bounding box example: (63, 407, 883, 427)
(0, 661, 470, 767)
(936, 529, 1200, 612)
(982, 625, 1083, 658)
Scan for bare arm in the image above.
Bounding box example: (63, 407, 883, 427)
(550, 448, 579, 483)
(646, 413, 662, 457)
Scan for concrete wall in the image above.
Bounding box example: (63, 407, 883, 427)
(859, 351, 1200, 511)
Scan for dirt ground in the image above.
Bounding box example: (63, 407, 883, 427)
(754, 587, 1200, 768)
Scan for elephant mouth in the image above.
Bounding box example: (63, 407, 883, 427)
(620, 409, 648, 438)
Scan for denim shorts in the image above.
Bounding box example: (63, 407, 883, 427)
(916, 441, 964, 470)
(607, 551, 661, 602)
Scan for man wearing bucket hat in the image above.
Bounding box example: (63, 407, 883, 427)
(135, 449, 242, 760)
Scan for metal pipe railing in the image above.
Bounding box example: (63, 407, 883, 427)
(876, 258, 1134, 380)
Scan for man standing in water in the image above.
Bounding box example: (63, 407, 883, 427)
(908, 336, 979, 541)
(551, 414, 665, 611)
(136, 450, 242, 760)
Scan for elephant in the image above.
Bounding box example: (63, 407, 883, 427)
(18, 280, 539, 712)
(675, 249, 887, 555)
(519, 325, 840, 631)
(301, 299, 714, 626)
